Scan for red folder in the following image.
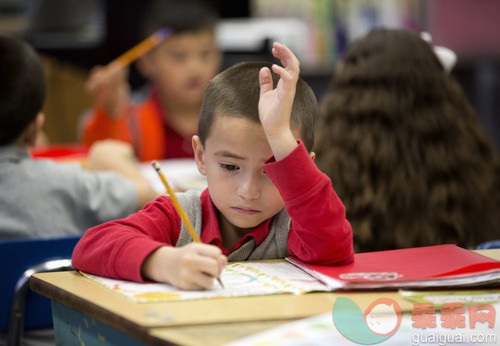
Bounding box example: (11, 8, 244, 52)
(287, 245, 500, 290)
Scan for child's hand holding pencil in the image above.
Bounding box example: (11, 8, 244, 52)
(85, 28, 170, 119)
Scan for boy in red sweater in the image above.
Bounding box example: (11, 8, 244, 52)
(72, 42, 353, 290)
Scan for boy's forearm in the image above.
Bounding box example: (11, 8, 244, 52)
(100, 156, 158, 209)
(72, 224, 164, 282)
(86, 140, 158, 208)
(265, 129, 298, 161)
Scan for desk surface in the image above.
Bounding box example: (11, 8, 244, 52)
(30, 249, 500, 345)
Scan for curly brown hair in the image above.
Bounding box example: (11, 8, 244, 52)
(315, 28, 500, 252)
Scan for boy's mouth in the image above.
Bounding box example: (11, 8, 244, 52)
(231, 207, 260, 215)
(185, 77, 203, 90)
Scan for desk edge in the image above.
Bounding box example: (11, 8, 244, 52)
(30, 273, 157, 344)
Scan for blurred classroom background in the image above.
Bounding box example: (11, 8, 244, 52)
(0, 0, 499, 150)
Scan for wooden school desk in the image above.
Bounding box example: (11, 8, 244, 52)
(30, 250, 500, 345)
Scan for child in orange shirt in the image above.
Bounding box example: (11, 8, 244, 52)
(81, 0, 221, 161)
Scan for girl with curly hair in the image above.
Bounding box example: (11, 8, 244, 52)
(315, 28, 500, 252)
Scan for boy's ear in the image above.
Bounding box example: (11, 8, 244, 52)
(192, 135, 207, 176)
(309, 151, 316, 161)
(23, 112, 45, 147)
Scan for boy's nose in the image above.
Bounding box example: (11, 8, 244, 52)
(237, 174, 260, 200)
(187, 55, 206, 71)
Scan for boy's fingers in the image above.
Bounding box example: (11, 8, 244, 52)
(190, 243, 226, 277)
(195, 254, 220, 277)
(272, 42, 299, 71)
(86, 74, 102, 93)
(218, 256, 227, 274)
(178, 269, 214, 290)
(192, 271, 215, 289)
(86, 63, 128, 92)
(106, 61, 122, 75)
(259, 67, 274, 95)
(270, 44, 299, 88)
(271, 64, 292, 81)
(193, 242, 223, 257)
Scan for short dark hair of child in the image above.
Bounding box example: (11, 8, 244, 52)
(140, 0, 219, 38)
(0, 35, 46, 145)
(199, 61, 318, 151)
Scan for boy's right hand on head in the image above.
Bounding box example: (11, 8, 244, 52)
(85, 63, 131, 118)
(141, 243, 227, 290)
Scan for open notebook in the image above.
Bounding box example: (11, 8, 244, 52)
(81, 245, 500, 303)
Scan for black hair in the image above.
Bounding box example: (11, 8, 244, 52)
(0, 35, 46, 145)
(140, 0, 219, 38)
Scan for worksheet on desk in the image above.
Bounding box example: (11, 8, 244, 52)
(80, 261, 330, 303)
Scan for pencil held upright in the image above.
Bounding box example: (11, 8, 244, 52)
(152, 161, 225, 288)
(110, 27, 171, 71)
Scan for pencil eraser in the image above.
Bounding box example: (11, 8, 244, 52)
(156, 27, 172, 41)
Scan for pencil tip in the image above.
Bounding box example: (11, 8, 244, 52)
(217, 277, 225, 289)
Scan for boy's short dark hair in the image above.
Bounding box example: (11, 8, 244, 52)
(199, 61, 318, 151)
(0, 35, 46, 145)
(140, 0, 219, 38)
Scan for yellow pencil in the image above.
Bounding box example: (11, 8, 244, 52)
(109, 27, 171, 71)
(152, 161, 224, 288)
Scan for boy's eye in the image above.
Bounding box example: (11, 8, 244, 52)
(219, 163, 239, 171)
(200, 49, 215, 61)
